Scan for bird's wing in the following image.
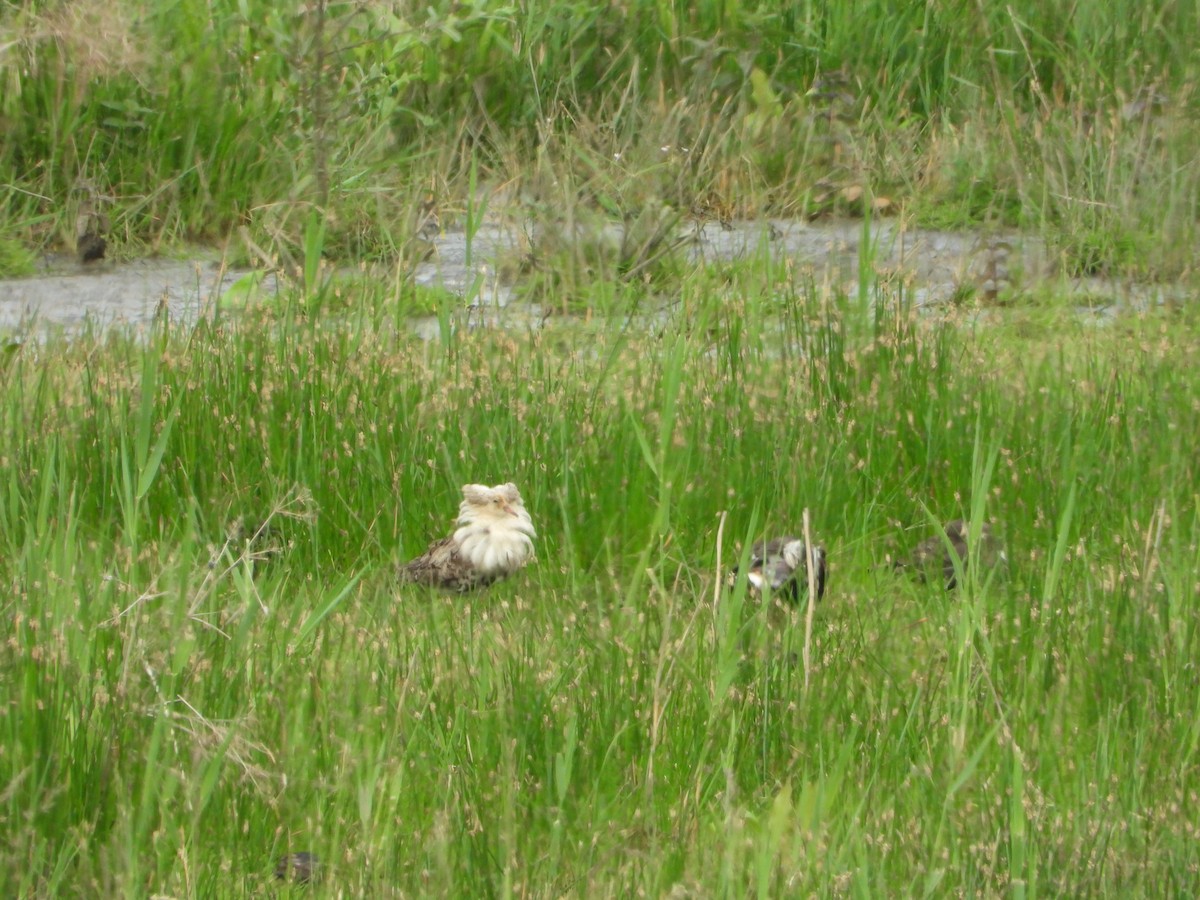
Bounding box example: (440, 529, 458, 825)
(750, 537, 798, 564)
(399, 536, 485, 592)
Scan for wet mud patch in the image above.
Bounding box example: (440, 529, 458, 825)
(0, 221, 1179, 339)
(0, 257, 278, 335)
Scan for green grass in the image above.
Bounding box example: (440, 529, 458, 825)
(1, 268, 1199, 895)
(2, 0, 1200, 278)
(3, 1, 1200, 894)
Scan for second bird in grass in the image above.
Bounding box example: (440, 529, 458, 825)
(274, 852, 320, 885)
(731, 537, 827, 604)
(897, 519, 1005, 589)
(398, 482, 536, 592)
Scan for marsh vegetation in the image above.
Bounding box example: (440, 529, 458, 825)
(2, 0, 1200, 896)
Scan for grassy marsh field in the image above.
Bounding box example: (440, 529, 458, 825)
(2, 278, 1199, 896)
(3, 0, 1200, 897)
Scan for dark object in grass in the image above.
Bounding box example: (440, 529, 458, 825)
(730, 537, 827, 604)
(74, 184, 110, 264)
(398, 483, 536, 592)
(274, 851, 320, 884)
(77, 230, 106, 264)
(896, 519, 1006, 589)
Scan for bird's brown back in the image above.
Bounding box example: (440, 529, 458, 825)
(398, 536, 503, 592)
(901, 519, 1001, 589)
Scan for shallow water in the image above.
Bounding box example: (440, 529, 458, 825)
(0, 220, 1180, 340)
(0, 257, 277, 335)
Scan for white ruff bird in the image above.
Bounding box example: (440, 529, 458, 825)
(399, 483, 536, 591)
(731, 537, 827, 604)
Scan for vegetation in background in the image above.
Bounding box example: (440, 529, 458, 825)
(0, 0, 1198, 278)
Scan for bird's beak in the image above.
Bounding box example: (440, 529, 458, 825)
(502, 503, 518, 517)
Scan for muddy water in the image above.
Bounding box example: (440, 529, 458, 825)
(409, 218, 1039, 312)
(0, 220, 1167, 339)
(0, 257, 276, 335)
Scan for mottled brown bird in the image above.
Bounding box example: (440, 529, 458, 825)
(77, 230, 107, 263)
(731, 537, 827, 604)
(74, 183, 109, 264)
(398, 483, 536, 591)
(274, 851, 320, 884)
(897, 519, 1005, 589)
